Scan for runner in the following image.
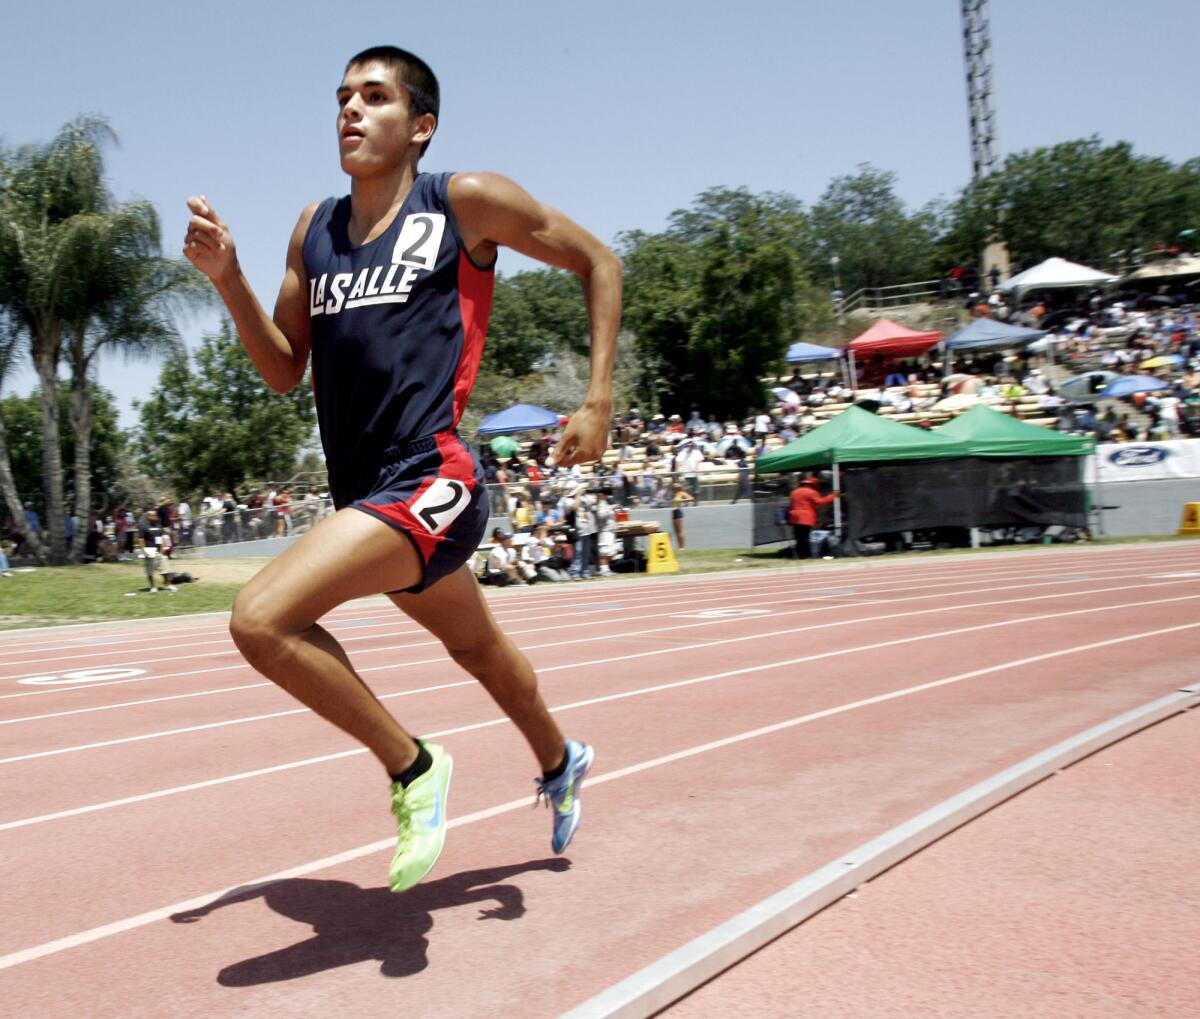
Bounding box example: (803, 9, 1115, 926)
(183, 45, 621, 891)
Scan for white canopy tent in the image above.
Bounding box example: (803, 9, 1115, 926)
(1122, 255, 1200, 282)
(997, 257, 1119, 300)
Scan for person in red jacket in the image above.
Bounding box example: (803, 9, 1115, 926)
(787, 473, 838, 559)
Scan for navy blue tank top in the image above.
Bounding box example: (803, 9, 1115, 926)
(302, 172, 495, 498)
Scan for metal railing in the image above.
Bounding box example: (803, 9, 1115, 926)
(181, 498, 334, 547)
(87, 471, 754, 558)
(841, 278, 951, 315)
(485, 470, 755, 521)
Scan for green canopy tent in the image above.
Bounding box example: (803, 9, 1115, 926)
(755, 407, 970, 539)
(752, 407, 1090, 547)
(755, 406, 970, 473)
(934, 404, 1094, 457)
(934, 404, 1096, 537)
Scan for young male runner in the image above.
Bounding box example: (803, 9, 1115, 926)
(183, 46, 621, 892)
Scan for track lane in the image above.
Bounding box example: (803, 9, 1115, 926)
(1, 572, 1196, 764)
(1, 617, 1196, 1015)
(1, 578, 1197, 829)
(0, 593, 1195, 957)
(2, 550, 1196, 717)
(0, 544, 1193, 669)
(1, 545, 1198, 1014)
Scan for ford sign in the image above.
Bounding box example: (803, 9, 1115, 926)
(1109, 446, 1169, 467)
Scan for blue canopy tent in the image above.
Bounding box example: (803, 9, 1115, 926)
(786, 342, 841, 364)
(943, 318, 1046, 353)
(477, 403, 560, 436)
(1097, 375, 1169, 398)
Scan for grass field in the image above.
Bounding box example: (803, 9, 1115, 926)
(0, 560, 245, 630)
(0, 537, 1186, 631)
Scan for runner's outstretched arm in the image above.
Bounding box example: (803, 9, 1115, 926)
(183, 195, 315, 394)
(448, 173, 622, 466)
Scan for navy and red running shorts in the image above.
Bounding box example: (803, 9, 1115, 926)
(338, 431, 489, 593)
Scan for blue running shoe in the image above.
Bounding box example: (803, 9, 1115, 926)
(535, 739, 594, 854)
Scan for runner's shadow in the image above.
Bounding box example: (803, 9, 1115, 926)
(171, 857, 571, 984)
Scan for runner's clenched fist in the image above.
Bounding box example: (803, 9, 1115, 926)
(183, 195, 238, 286)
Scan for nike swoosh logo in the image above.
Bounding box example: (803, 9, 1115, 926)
(425, 788, 443, 829)
(556, 782, 574, 814)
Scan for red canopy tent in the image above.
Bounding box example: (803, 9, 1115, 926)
(845, 318, 943, 358)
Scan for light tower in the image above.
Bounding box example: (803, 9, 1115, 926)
(961, 0, 998, 180)
(961, 0, 1009, 285)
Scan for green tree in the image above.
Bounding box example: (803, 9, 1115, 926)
(939, 138, 1200, 271)
(137, 320, 315, 496)
(690, 223, 796, 417)
(0, 309, 43, 556)
(621, 187, 800, 418)
(0, 118, 115, 560)
(809, 165, 939, 292)
(0, 383, 125, 517)
(63, 204, 208, 560)
(620, 229, 699, 412)
(0, 117, 203, 561)
(483, 268, 589, 378)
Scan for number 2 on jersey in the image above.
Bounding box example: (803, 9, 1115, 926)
(393, 213, 446, 270)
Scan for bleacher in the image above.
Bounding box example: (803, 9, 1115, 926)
(487, 377, 1066, 493)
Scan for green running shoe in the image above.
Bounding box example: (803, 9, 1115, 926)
(388, 742, 453, 892)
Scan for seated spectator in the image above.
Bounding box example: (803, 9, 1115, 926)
(484, 529, 524, 586)
(511, 491, 534, 532)
(524, 523, 570, 582)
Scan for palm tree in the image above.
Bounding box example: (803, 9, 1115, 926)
(0, 117, 115, 562)
(62, 203, 210, 561)
(0, 309, 48, 559)
(0, 117, 207, 563)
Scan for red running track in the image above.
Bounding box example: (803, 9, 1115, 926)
(669, 697, 1200, 1017)
(0, 543, 1197, 1017)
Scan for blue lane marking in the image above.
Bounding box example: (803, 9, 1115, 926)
(76, 637, 127, 646)
(809, 588, 857, 597)
(573, 603, 623, 612)
(330, 619, 381, 629)
(1055, 575, 1093, 582)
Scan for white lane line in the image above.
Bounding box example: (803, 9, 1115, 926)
(0, 564, 874, 659)
(2, 575, 1193, 728)
(0, 567, 909, 674)
(0, 683, 274, 725)
(563, 685, 1200, 1018)
(2, 617, 1196, 971)
(1, 547, 1191, 665)
(0, 553, 1151, 672)
(0, 571, 806, 668)
(1, 586, 1196, 793)
(0, 543, 1190, 657)
(3, 553, 1193, 702)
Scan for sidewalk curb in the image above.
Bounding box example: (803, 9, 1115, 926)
(561, 683, 1200, 1019)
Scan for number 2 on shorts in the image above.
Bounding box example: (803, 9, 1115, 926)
(411, 478, 470, 535)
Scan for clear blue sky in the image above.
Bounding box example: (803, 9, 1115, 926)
(3, 0, 1196, 426)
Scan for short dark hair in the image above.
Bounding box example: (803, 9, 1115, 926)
(345, 46, 439, 156)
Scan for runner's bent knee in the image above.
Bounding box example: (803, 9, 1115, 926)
(229, 587, 302, 662)
(444, 629, 517, 677)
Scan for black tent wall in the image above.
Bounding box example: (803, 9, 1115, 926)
(753, 456, 1087, 546)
